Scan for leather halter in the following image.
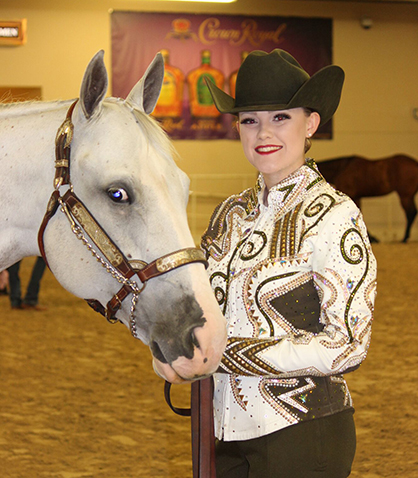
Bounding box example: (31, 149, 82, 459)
(38, 100, 208, 337)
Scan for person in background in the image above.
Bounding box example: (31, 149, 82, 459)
(7, 256, 47, 310)
(199, 49, 377, 478)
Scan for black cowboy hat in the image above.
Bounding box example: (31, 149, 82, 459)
(205, 49, 344, 126)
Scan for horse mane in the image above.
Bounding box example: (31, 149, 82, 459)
(1, 97, 175, 145)
(0, 97, 179, 165)
(0, 99, 73, 118)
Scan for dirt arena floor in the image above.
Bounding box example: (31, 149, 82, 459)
(0, 243, 417, 478)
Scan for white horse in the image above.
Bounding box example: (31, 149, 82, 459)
(0, 51, 226, 382)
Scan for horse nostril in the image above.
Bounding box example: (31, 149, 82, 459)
(150, 324, 203, 365)
(191, 329, 200, 349)
(150, 340, 168, 364)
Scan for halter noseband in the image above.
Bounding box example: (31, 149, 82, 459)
(38, 100, 207, 338)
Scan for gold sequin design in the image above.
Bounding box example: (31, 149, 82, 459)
(210, 233, 252, 314)
(300, 193, 336, 246)
(350, 314, 372, 342)
(270, 203, 303, 260)
(325, 268, 350, 303)
(269, 366, 328, 379)
(259, 377, 317, 424)
(351, 279, 377, 357)
(207, 208, 247, 262)
(315, 267, 373, 361)
(243, 255, 311, 336)
(219, 337, 282, 376)
(317, 269, 368, 348)
(202, 188, 257, 262)
(269, 170, 322, 222)
(312, 271, 339, 331)
(340, 227, 370, 342)
(229, 375, 248, 410)
(330, 375, 352, 407)
(239, 231, 268, 262)
(328, 305, 369, 369)
(365, 278, 378, 313)
(213, 227, 268, 315)
(331, 341, 361, 370)
(256, 271, 316, 336)
(332, 344, 368, 371)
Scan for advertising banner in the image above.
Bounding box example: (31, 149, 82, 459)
(111, 12, 333, 139)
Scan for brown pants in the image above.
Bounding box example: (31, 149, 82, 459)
(215, 410, 356, 478)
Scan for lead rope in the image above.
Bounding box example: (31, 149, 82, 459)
(165, 379, 216, 478)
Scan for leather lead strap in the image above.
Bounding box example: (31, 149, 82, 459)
(165, 379, 216, 478)
(164, 381, 191, 417)
(191, 378, 216, 478)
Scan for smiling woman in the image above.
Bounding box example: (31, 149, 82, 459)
(202, 49, 377, 478)
(236, 108, 320, 189)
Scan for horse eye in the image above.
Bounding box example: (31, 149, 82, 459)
(107, 187, 130, 204)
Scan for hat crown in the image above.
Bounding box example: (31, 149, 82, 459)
(235, 50, 310, 108)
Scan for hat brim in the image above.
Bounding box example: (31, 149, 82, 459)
(205, 65, 344, 126)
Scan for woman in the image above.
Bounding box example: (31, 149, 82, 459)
(200, 49, 377, 477)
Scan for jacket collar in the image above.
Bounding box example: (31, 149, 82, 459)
(250, 159, 324, 219)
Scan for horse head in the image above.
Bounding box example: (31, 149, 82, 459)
(40, 51, 226, 381)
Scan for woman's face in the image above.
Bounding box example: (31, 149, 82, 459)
(237, 108, 320, 189)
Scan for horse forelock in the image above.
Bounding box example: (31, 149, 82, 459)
(117, 99, 178, 164)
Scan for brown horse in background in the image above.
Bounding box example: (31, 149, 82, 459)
(317, 154, 418, 242)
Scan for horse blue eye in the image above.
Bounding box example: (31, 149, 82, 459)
(108, 187, 130, 204)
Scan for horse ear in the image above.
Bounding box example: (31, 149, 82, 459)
(79, 50, 108, 119)
(126, 53, 164, 114)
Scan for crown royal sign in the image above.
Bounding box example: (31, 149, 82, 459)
(111, 12, 332, 140)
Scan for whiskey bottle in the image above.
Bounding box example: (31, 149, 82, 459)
(186, 50, 224, 118)
(229, 51, 249, 98)
(153, 49, 185, 118)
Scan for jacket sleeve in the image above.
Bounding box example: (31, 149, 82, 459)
(217, 201, 377, 378)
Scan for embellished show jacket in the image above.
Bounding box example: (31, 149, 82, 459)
(201, 160, 377, 441)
